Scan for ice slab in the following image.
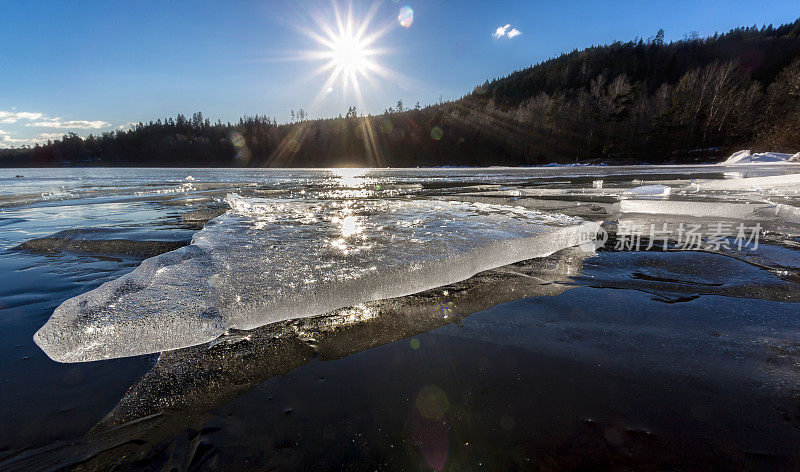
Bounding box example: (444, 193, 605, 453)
(691, 173, 800, 191)
(34, 194, 598, 362)
(619, 199, 799, 223)
(719, 150, 800, 165)
(15, 229, 189, 258)
(622, 184, 672, 199)
(443, 195, 617, 219)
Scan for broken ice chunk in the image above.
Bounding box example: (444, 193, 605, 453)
(619, 200, 799, 224)
(691, 174, 800, 191)
(34, 195, 598, 363)
(622, 185, 671, 199)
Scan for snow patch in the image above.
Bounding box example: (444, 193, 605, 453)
(720, 150, 799, 165)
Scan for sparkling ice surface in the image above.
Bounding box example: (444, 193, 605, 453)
(34, 192, 588, 362)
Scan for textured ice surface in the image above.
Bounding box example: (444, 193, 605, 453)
(34, 194, 596, 362)
(775, 204, 800, 225)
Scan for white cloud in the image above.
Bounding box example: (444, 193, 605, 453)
(36, 133, 65, 140)
(0, 132, 75, 147)
(0, 109, 111, 147)
(27, 119, 110, 129)
(0, 110, 45, 124)
(0, 124, 95, 148)
(117, 122, 138, 131)
(493, 24, 511, 38)
(493, 24, 522, 39)
(0, 129, 31, 148)
(0, 129, 37, 145)
(0, 109, 110, 129)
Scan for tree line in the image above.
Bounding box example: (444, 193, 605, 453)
(2, 19, 799, 167)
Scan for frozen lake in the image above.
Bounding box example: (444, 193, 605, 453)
(1, 165, 800, 470)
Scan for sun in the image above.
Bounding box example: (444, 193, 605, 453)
(331, 36, 368, 76)
(299, 2, 396, 104)
(284, 1, 411, 167)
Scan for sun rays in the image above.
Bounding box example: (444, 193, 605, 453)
(298, 1, 399, 110)
(262, 2, 426, 167)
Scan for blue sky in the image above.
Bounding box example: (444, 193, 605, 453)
(1, 0, 798, 147)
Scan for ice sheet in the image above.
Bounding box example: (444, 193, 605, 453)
(619, 200, 800, 224)
(28, 163, 800, 364)
(34, 194, 597, 362)
(691, 173, 800, 191)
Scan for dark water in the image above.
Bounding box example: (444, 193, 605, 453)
(1, 167, 799, 471)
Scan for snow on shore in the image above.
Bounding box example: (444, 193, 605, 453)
(719, 150, 800, 165)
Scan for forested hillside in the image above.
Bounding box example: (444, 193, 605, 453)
(3, 19, 799, 167)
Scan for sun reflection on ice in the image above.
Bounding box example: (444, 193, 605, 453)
(332, 167, 368, 188)
(336, 214, 362, 237)
(325, 168, 375, 254)
(329, 210, 369, 254)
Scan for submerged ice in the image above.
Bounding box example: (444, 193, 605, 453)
(35, 194, 596, 362)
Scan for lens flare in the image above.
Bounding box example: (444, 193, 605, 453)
(398, 6, 414, 28)
(229, 131, 251, 163)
